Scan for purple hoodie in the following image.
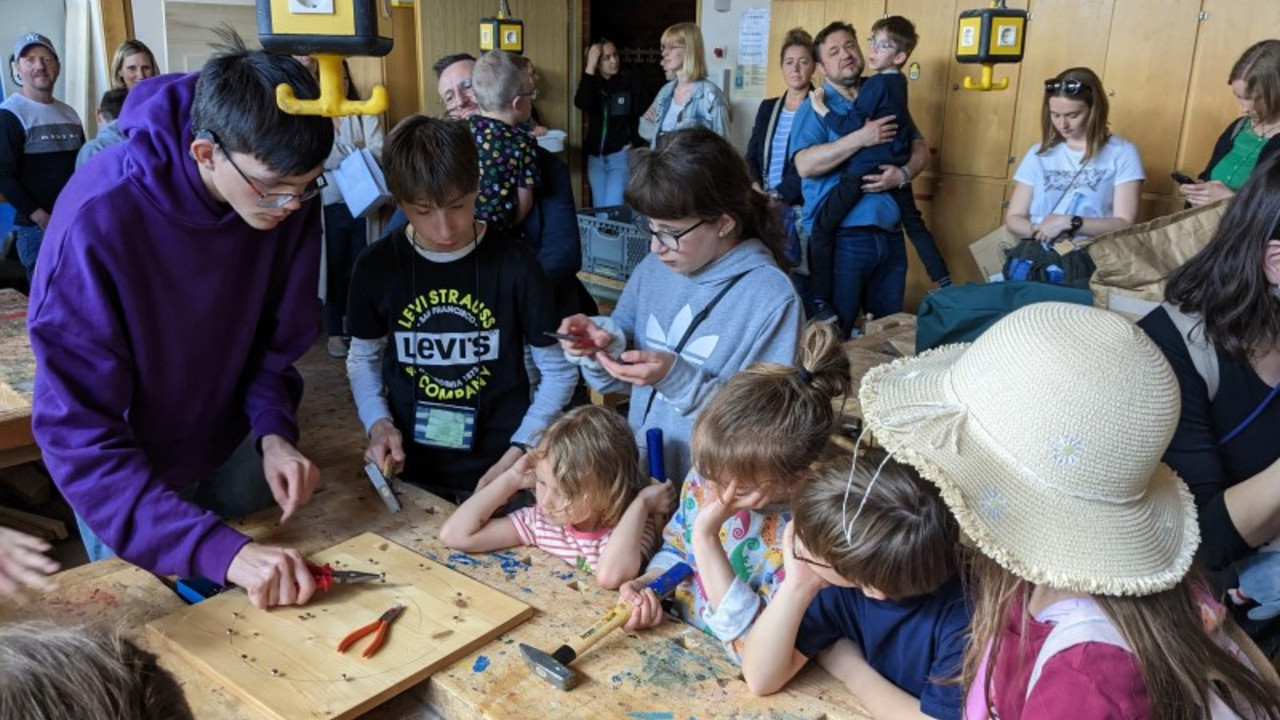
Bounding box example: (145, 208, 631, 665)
(28, 73, 322, 582)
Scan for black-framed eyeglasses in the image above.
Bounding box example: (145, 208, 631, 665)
(1044, 78, 1090, 96)
(196, 129, 324, 209)
(636, 218, 706, 252)
(792, 547, 833, 570)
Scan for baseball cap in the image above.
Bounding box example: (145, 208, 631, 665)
(12, 33, 58, 62)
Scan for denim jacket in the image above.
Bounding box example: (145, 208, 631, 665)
(640, 78, 730, 148)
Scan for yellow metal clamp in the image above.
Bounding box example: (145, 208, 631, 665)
(276, 53, 388, 116)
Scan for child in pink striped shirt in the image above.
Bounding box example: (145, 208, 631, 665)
(440, 405, 676, 589)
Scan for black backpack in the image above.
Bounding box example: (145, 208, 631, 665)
(1002, 238, 1096, 289)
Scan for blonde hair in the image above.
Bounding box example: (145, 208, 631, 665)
(529, 405, 647, 528)
(962, 556, 1280, 720)
(1040, 66, 1110, 162)
(692, 322, 850, 498)
(661, 22, 708, 81)
(793, 452, 959, 599)
(472, 50, 531, 113)
(0, 622, 194, 719)
(1230, 40, 1280, 126)
(110, 39, 156, 90)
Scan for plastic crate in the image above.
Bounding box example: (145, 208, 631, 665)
(578, 206, 649, 282)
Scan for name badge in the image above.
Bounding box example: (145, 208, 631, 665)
(413, 402, 477, 451)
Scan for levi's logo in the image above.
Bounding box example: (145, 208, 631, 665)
(394, 331, 499, 366)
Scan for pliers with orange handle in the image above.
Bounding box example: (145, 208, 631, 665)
(336, 604, 405, 658)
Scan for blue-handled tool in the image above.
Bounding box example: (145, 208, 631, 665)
(646, 428, 666, 482)
(518, 562, 692, 690)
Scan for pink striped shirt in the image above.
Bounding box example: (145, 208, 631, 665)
(508, 506, 657, 575)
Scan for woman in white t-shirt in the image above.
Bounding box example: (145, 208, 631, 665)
(1005, 67, 1144, 242)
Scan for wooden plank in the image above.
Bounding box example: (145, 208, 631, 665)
(0, 505, 67, 540)
(149, 532, 535, 720)
(0, 463, 51, 505)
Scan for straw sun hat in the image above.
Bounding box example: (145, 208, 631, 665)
(859, 302, 1199, 596)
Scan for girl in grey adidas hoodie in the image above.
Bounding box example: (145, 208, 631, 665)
(561, 128, 804, 479)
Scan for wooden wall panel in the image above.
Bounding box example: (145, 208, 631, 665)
(931, 175, 1009, 284)
(1176, 0, 1280, 180)
(1005, 0, 1112, 181)
(1103, 0, 1200, 201)
(822, 0, 887, 52)
(888, 0, 956, 174)
(764, 0, 827, 98)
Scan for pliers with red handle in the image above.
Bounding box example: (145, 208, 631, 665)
(337, 604, 405, 658)
(308, 562, 383, 593)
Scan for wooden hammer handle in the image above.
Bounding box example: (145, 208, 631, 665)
(567, 603, 632, 657)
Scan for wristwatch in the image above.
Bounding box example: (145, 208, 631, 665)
(1069, 215, 1084, 234)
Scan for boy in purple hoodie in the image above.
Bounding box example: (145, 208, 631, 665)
(27, 33, 333, 609)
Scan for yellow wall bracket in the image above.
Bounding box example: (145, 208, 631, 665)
(276, 53, 388, 117)
(962, 64, 1010, 92)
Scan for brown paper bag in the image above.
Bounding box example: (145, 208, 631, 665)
(1088, 199, 1229, 319)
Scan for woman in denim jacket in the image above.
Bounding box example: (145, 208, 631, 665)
(640, 23, 729, 148)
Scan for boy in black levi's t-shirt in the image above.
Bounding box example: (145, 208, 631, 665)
(345, 116, 577, 502)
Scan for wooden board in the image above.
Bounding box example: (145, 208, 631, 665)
(148, 532, 534, 720)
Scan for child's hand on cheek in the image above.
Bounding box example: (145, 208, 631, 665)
(697, 480, 767, 538)
(496, 453, 534, 492)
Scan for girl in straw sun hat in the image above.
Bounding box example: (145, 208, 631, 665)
(857, 302, 1280, 719)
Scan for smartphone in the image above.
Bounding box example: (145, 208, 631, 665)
(544, 331, 589, 343)
(1171, 171, 1197, 185)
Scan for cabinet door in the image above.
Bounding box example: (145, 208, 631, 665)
(766, 1, 828, 98)
(939, 0, 1028, 178)
(1006, 0, 1114, 180)
(1104, 0, 1201, 197)
(822, 1, 889, 49)
(888, 0, 956, 174)
(1177, 0, 1280, 179)
(930, 176, 1010, 284)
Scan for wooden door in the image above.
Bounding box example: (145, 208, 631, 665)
(930, 175, 1010, 283)
(765, 0, 828, 98)
(888, 0, 956, 175)
(1176, 0, 1280, 179)
(1103, 0, 1201, 197)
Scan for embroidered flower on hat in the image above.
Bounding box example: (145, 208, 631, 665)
(1051, 436, 1085, 466)
(978, 487, 1008, 523)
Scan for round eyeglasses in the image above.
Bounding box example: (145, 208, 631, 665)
(196, 129, 325, 209)
(635, 218, 706, 252)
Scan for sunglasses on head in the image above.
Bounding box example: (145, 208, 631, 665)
(1044, 78, 1090, 96)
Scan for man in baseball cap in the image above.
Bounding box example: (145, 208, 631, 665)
(1, 32, 84, 278)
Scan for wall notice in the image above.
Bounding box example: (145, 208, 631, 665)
(735, 7, 769, 98)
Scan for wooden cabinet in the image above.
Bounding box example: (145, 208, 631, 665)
(930, 175, 1010, 284)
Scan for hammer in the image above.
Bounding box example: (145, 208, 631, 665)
(519, 562, 692, 690)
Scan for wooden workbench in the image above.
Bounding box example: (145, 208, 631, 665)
(0, 288, 37, 469)
(0, 338, 875, 720)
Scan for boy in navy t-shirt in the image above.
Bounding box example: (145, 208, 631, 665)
(741, 453, 970, 720)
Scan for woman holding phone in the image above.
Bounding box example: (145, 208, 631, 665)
(556, 128, 803, 480)
(1183, 40, 1280, 208)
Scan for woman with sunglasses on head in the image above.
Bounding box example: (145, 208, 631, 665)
(1183, 41, 1280, 208)
(1005, 68, 1144, 244)
(556, 127, 804, 480)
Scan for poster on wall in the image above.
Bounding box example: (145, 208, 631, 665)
(735, 7, 769, 99)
